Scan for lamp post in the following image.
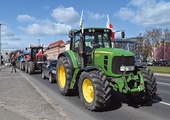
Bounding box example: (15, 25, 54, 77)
(164, 41, 166, 60)
(38, 39, 40, 46)
(0, 24, 2, 66)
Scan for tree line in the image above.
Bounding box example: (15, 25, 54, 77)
(136, 28, 170, 61)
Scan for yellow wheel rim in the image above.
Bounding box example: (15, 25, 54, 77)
(58, 65, 66, 89)
(82, 79, 94, 103)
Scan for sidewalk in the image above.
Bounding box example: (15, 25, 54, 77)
(0, 65, 68, 120)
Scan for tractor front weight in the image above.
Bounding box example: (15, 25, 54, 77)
(110, 71, 145, 94)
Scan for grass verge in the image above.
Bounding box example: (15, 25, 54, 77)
(147, 66, 170, 74)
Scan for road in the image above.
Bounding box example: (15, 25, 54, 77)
(21, 71, 170, 120)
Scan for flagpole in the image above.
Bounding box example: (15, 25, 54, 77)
(79, 10, 84, 68)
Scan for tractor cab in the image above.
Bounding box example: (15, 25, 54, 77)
(69, 28, 112, 67)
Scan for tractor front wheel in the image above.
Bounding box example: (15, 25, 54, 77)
(78, 70, 112, 111)
(126, 68, 157, 104)
(56, 56, 73, 96)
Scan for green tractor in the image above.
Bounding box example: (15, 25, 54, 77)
(56, 28, 157, 111)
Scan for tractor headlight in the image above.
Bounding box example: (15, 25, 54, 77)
(120, 65, 135, 71)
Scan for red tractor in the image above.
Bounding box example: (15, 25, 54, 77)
(24, 45, 47, 74)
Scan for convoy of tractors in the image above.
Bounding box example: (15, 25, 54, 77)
(15, 27, 157, 111)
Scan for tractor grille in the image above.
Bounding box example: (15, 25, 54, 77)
(112, 56, 135, 74)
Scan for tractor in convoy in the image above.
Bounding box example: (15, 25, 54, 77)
(15, 51, 27, 71)
(24, 45, 47, 74)
(56, 27, 157, 111)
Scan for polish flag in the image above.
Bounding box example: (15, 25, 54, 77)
(106, 14, 115, 40)
(16, 51, 21, 56)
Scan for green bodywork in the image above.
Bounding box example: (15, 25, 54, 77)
(58, 28, 145, 94)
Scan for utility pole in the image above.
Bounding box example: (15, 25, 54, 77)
(38, 39, 40, 46)
(0, 24, 2, 66)
(164, 41, 166, 60)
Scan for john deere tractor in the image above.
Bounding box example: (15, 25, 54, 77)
(24, 45, 47, 74)
(56, 28, 157, 111)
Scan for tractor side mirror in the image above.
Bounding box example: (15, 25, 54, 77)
(121, 31, 125, 38)
(69, 30, 74, 38)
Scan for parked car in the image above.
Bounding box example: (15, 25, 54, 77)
(147, 61, 153, 66)
(165, 60, 170, 67)
(4, 62, 11, 67)
(153, 60, 166, 66)
(42, 59, 57, 83)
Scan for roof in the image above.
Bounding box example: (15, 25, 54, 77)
(48, 40, 64, 48)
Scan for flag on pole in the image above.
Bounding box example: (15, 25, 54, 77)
(106, 14, 115, 40)
(79, 10, 84, 34)
(16, 51, 21, 56)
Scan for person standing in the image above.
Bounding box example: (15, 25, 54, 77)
(11, 54, 16, 73)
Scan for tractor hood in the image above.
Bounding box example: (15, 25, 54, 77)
(93, 48, 135, 76)
(94, 48, 134, 56)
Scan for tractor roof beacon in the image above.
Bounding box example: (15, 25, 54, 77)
(56, 27, 157, 111)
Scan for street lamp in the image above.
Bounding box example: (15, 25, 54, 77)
(38, 39, 40, 46)
(164, 41, 166, 60)
(0, 24, 2, 66)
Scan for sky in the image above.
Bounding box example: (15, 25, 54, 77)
(1, 0, 170, 51)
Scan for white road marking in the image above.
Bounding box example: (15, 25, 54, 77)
(153, 99, 170, 106)
(157, 82, 170, 86)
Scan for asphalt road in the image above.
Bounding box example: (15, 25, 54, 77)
(21, 71, 170, 120)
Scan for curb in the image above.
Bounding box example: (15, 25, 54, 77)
(20, 72, 71, 120)
(154, 73, 170, 76)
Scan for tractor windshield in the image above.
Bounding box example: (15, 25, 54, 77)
(84, 29, 111, 51)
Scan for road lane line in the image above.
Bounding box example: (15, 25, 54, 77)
(153, 99, 170, 106)
(157, 82, 170, 86)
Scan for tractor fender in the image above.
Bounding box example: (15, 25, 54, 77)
(76, 66, 101, 81)
(58, 52, 74, 69)
(58, 51, 79, 69)
(79, 66, 100, 72)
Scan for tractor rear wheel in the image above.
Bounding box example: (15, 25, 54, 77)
(25, 62, 28, 73)
(78, 70, 112, 111)
(56, 56, 73, 96)
(42, 71, 46, 79)
(126, 68, 157, 104)
(28, 61, 35, 74)
(21, 62, 25, 71)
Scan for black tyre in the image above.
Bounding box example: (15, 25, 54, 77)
(126, 68, 157, 104)
(49, 73, 55, 83)
(78, 70, 112, 111)
(56, 56, 73, 95)
(19, 62, 22, 70)
(28, 61, 35, 74)
(42, 71, 46, 79)
(25, 62, 28, 73)
(22, 62, 25, 71)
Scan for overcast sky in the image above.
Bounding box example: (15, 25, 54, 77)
(1, 0, 170, 50)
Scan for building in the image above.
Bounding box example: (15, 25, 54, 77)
(44, 40, 64, 60)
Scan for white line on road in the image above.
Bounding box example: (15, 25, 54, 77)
(157, 82, 170, 86)
(153, 99, 170, 106)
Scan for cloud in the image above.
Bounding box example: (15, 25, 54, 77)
(19, 19, 72, 36)
(1, 25, 22, 49)
(87, 12, 105, 20)
(17, 14, 36, 22)
(3, 6, 81, 50)
(115, 0, 170, 27)
(51, 6, 79, 24)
